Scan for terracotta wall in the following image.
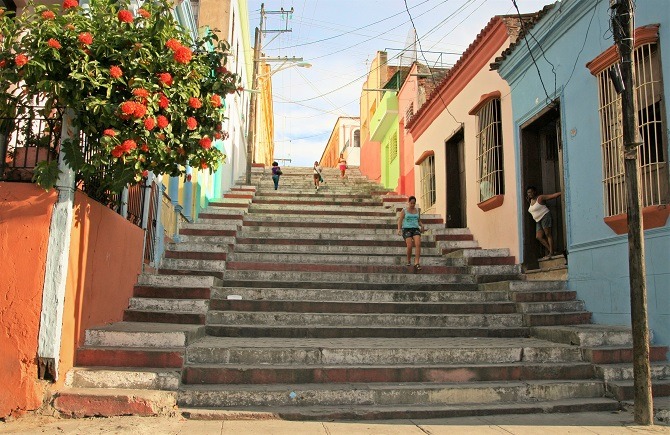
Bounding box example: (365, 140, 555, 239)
(57, 191, 144, 384)
(0, 184, 144, 418)
(0, 183, 56, 418)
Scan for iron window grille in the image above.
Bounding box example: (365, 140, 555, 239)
(420, 154, 436, 208)
(475, 98, 504, 202)
(597, 42, 669, 217)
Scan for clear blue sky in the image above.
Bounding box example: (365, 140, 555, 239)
(247, 0, 554, 167)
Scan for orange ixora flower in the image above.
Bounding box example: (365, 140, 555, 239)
(158, 72, 173, 86)
(41, 10, 56, 20)
(199, 137, 212, 149)
(137, 8, 150, 18)
(120, 101, 136, 115)
(165, 38, 181, 51)
(188, 97, 202, 109)
(62, 0, 78, 9)
(133, 88, 149, 98)
(158, 93, 169, 109)
(103, 129, 116, 136)
(117, 10, 133, 23)
(144, 117, 155, 131)
(173, 46, 192, 64)
(156, 115, 169, 129)
(210, 94, 221, 108)
(47, 38, 62, 50)
(109, 65, 122, 79)
(133, 103, 146, 118)
(78, 32, 93, 46)
(15, 54, 28, 67)
(186, 117, 197, 130)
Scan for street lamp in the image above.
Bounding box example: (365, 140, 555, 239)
(244, 54, 311, 185)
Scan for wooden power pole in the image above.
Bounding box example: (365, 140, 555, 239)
(245, 26, 261, 185)
(610, 0, 653, 425)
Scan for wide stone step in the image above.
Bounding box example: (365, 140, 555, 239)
(530, 324, 633, 347)
(181, 222, 240, 231)
(166, 242, 229, 253)
(205, 324, 529, 339)
(177, 380, 606, 408)
(164, 250, 227, 261)
(137, 274, 221, 288)
(242, 214, 395, 224)
(206, 311, 524, 328)
(208, 299, 517, 315)
(232, 243, 442, 256)
(595, 362, 670, 381)
(606, 379, 670, 400)
(229, 252, 448, 267)
(84, 322, 204, 348)
(220, 269, 475, 284)
(224, 261, 465, 276)
(184, 337, 583, 365)
(583, 345, 670, 364)
(53, 388, 177, 418)
(133, 285, 211, 300)
(66, 367, 181, 391)
(249, 203, 387, 213)
(480, 280, 568, 292)
(128, 297, 209, 313)
(515, 301, 585, 313)
(234, 232, 435, 245)
(252, 197, 383, 206)
(182, 362, 596, 385)
(178, 397, 620, 421)
(217, 278, 478, 292)
(161, 258, 226, 272)
(523, 312, 592, 327)
(176, 234, 236, 245)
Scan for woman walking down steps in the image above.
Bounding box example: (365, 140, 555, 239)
(397, 195, 425, 272)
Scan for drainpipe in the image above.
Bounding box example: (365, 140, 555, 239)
(182, 165, 193, 222)
(36, 109, 78, 381)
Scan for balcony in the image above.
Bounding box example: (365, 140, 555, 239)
(369, 91, 398, 142)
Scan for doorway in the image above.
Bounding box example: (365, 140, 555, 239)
(520, 104, 566, 269)
(445, 128, 467, 228)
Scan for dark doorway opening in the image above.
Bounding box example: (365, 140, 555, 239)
(445, 128, 467, 228)
(520, 104, 566, 269)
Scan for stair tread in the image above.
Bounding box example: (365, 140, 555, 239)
(87, 322, 203, 333)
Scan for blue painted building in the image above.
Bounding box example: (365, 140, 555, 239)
(495, 0, 669, 348)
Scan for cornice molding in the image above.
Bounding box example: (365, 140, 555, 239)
(586, 24, 660, 75)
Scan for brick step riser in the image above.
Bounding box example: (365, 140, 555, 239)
(229, 253, 454, 266)
(512, 291, 577, 302)
(177, 381, 606, 408)
(160, 259, 226, 272)
(524, 312, 592, 327)
(231, 244, 442, 256)
(247, 209, 395, 217)
(164, 251, 227, 261)
(251, 199, 384, 206)
(480, 281, 568, 292)
(234, 237, 437, 247)
(181, 364, 596, 385)
(76, 348, 184, 368)
(124, 310, 206, 325)
(516, 301, 585, 313)
(208, 299, 518, 315)
(584, 346, 669, 364)
(217, 279, 479, 291)
(205, 325, 530, 339)
(206, 312, 524, 328)
(596, 363, 670, 380)
(185, 346, 584, 366)
(133, 286, 211, 299)
(607, 382, 670, 401)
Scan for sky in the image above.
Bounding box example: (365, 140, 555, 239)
(246, 0, 555, 167)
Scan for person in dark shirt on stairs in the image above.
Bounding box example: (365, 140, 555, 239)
(271, 161, 282, 190)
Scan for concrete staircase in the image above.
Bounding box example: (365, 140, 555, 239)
(55, 166, 670, 420)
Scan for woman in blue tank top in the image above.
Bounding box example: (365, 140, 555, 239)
(397, 196, 425, 271)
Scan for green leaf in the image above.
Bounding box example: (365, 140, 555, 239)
(32, 159, 60, 189)
(61, 138, 86, 171)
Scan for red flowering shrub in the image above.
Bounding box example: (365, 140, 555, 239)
(188, 97, 202, 109)
(0, 0, 239, 190)
(173, 46, 192, 64)
(158, 72, 172, 86)
(109, 65, 122, 79)
(117, 10, 133, 23)
(78, 32, 93, 45)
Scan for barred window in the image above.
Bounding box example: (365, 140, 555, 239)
(420, 155, 436, 208)
(353, 129, 360, 147)
(475, 98, 504, 202)
(388, 130, 398, 163)
(597, 42, 668, 217)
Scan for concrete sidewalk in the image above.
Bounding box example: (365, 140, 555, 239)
(1, 407, 669, 435)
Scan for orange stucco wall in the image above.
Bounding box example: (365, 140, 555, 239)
(0, 184, 144, 418)
(57, 191, 144, 384)
(0, 182, 56, 418)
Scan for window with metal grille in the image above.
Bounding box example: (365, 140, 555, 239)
(420, 155, 436, 208)
(353, 129, 360, 147)
(388, 130, 398, 162)
(475, 98, 504, 202)
(597, 42, 668, 217)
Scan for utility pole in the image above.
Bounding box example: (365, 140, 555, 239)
(610, 0, 653, 425)
(244, 25, 261, 185)
(245, 3, 295, 185)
